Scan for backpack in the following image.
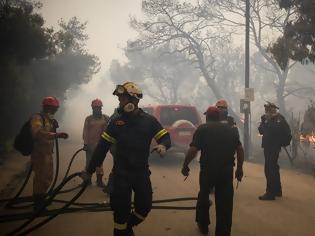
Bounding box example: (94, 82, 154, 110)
(281, 131, 292, 147)
(280, 117, 292, 147)
(14, 114, 45, 156)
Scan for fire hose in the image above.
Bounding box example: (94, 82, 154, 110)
(0, 144, 198, 235)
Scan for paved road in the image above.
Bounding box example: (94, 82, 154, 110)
(1, 142, 315, 235)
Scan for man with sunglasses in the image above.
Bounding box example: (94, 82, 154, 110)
(81, 82, 171, 236)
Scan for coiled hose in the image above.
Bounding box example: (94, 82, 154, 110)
(1, 146, 198, 235)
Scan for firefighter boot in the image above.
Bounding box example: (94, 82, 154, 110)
(33, 194, 47, 212)
(96, 174, 106, 188)
(197, 223, 209, 235)
(258, 193, 275, 200)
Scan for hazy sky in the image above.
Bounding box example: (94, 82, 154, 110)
(39, 0, 152, 137)
(40, 0, 142, 74)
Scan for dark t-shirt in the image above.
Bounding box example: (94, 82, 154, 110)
(190, 121, 240, 172)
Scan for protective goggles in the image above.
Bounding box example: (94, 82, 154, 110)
(112, 85, 143, 99)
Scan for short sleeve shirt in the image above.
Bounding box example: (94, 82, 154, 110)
(191, 121, 240, 170)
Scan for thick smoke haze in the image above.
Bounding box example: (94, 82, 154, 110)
(38, 0, 314, 156)
(60, 75, 157, 143)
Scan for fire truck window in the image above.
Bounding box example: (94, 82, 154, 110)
(160, 107, 198, 126)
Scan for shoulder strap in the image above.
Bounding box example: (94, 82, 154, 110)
(37, 113, 46, 127)
(32, 112, 46, 127)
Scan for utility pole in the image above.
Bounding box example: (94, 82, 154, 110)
(244, 0, 250, 160)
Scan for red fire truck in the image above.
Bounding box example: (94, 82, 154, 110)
(141, 104, 202, 153)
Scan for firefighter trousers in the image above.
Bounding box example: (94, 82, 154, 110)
(264, 148, 282, 196)
(85, 145, 104, 175)
(196, 168, 234, 236)
(110, 171, 152, 236)
(31, 152, 53, 195)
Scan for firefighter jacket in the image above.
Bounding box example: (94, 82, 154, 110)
(258, 113, 290, 150)
(87, 109, 171, 174)
(83, 114, 109, 149)
(30, 113, 56, 194)
(30, 113, 56, 155)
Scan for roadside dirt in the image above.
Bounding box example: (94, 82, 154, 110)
(0, 142, 314, 236)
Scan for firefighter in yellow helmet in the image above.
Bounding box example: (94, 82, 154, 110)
(82, 98, 110, 187)
(31, 96, 68, 211)
(81, 82, 171, 236)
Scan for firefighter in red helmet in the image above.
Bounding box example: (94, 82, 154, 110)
(182, 106, 244, 235)
(30, 96, 68, 211)
(82, 98, 110, 187)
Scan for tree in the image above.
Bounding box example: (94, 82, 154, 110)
(110, 43, 200, 104)
(211, 0, 298, 115)
(0, 0, 52, 64)
(270, 0, 315, 66)
(129, 0, 246, 124)
(0, 0, 52, 149)
(0, 1, 99, 152)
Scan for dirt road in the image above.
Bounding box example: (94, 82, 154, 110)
(1, 142, 315, 236)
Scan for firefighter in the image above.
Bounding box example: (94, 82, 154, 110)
(215, 99, 240, 139)
(81, 82, 171, 236)
(30, 96, 68, 211)
(258, 102, 291, 200)
(182, 106, 244, 236)
(82, 98, 110, 187)
(102, 106, 120, 194)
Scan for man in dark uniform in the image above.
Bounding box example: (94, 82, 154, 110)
(258, 102, 291, 200)
(81, 82, 171, 236)
(182, 106, 244, 236)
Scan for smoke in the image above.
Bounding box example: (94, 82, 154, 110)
(60, 73, 156, 143)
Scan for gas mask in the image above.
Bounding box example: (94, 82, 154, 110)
(46, 113, 55, 120)
(118, 95, 138, 114)
(92, 106, 102, 118)
(118, 102, 136, 115)
(123, 102, 136, 113)
(92, 110, 102, 118)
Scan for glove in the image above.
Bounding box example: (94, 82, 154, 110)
(56, 132, 69, 139)
(80, 171, 91, 181)
(152, 144, 167, 158)
(181, 165, 190, 177)
(83, 144, 88, 151)
(235, 167, 243, 182)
